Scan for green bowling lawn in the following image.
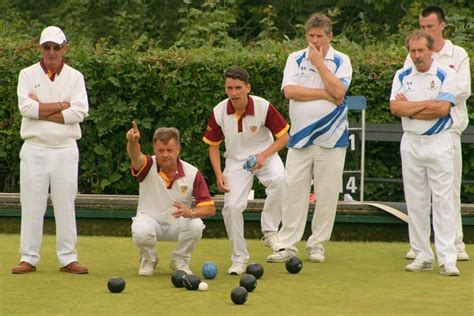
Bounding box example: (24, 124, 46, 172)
(1, 234, 472, 315)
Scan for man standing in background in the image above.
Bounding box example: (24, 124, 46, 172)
(391, 30, 459, 276)
(404, 5, 471, 262)
(267, 13, 352, 264)
(12, 26, 89, 274)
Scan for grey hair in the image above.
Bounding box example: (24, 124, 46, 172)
(305, 13, 333, 35)
(405, 30, 434, 51)
(153, 127, 181, 146)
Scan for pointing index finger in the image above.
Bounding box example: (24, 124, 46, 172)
(131, 120, 138, 130)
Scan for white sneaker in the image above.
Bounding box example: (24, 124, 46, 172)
(266, 250, 292, 263)
(405, 260, 433, 272)
(227, 262, 247, 275)
(439, 264, 460, 276)
(262, 233, 285, 252)
(405, 248, 416, 260)
(308, 248, 325, 263)
(138, 259, 157, 276)
(170, 260, 193, 275)
(457, 250, 470, 261)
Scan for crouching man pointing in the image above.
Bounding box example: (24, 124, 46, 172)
(126, 121, 215, 276)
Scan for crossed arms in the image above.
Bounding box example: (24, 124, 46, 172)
(390, 93, 451, 120)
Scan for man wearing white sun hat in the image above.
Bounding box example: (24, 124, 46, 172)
(12, 26, 89, 274)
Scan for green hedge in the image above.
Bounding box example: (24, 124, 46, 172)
(1, 38, 473, 202)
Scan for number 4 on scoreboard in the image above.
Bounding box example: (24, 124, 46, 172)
(343, 174, 359, 195)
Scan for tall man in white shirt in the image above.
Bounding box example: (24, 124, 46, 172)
(267, 13, 352, 263)
(404, 5, 471, 261)
(12, 26, 89, 274)
(390, 30, 460, 276)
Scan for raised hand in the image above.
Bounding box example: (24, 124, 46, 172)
(126, 120, 141, 142)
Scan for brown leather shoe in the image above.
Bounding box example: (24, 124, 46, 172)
(12, 261, 37, 274)
(60, 261, 89, 274)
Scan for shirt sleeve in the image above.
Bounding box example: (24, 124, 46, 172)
(17, 69, 40, 119)
(390, 70, 403, 101)
(281, 52, 301, 90)
(264, 104, 289, 138)
(131, 155, 153, 182)
(437, 68, 457, 106)
(62, 72, 89, 124)
(455, 53, 471, 101)
(203, 111, 223, 145)
(192, 171, 215, 207)
(335, 54, 353, 90)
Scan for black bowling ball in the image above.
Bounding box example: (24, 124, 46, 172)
(246, 263, 264, 279)
(182, 274, 201, 290)
(285, 257, 303, 274)
(171, 270, 188, 288)
(239, 274, 257, 292)
(231, 286, 248, 305)
(107, 277, 126, 293)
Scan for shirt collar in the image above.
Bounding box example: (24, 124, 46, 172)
(155, 159, 185, 179)
(436, 39, 454, 58)
(226, 96, 255, 116)
(40, 59, 64, 76)
(412, 59, 438, 75)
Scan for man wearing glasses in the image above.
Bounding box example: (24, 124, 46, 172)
(12, 26, 89, 274)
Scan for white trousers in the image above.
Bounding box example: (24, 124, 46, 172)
(450, 131, 465, 251)
(19, 143, 79, 267)
(131, 213, 205, 263)
(278, 145, 346, 256)
(222, 154, 286, 263)
(401, 132, 457, 266)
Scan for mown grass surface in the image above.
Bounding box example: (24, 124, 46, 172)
(0, 234, 472, 315)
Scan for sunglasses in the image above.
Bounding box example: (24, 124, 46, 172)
(41, 44, 63, 51)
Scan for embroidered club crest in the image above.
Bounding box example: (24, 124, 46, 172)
(180, 185, 188, 193)
(249, 126, 257, 133)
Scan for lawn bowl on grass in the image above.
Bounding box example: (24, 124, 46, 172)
(246, 263, 264, 279)
(107, 277, 126, 293)
(171, 270, 188, 288)
(201, 261, 218, 279)
(183, 274, 201, 291)
(285, 257, 303, 274)
(239, 274, 257, 292)
(231, 286, 248, 305)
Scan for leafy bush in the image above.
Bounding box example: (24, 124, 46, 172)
(1, 35, 473, 203)
(0, 0, 472, 202)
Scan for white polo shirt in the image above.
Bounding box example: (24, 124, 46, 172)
(281, 46, 352, 149)
(17, 61, 89, 147)
(405, 40, 471, 134)
(133, 156, 214, 223)
(391, 60, 457, 135)
(203, 95, 289, 160)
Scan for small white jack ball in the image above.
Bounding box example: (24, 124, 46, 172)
(198, 282, 208, 291)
